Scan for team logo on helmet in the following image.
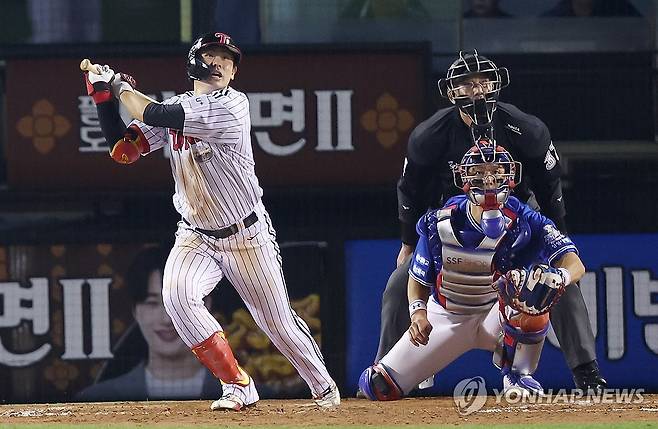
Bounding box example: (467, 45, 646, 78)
(214, 32, 232, 44)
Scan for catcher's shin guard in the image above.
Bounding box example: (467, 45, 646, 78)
(493, 316, 550, 375)
(192, 331, 250, 386)
(358, 363, 403, 401)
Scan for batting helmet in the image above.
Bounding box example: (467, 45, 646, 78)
(438, 50, 509, 126)
(187, 32, 242, 81)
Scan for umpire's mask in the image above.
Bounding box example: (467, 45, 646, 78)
(438, 50, 509, 126)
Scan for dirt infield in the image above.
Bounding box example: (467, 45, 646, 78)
(1, 395, 658, 427)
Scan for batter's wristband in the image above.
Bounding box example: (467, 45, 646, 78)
(92, 89, 113, 105)
(409, 299, 427, 317)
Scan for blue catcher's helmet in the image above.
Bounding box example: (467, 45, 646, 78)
(187, 32, 242, 81)
(438, 50, 509, 126)
(453, 138, 521, 210)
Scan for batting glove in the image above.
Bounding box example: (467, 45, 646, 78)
(84, 64, 115, 105)
(111, 72, 137, 99)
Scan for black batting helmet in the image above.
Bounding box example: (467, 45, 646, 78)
(438, 50, 509, 126)
(186, 32, 242, 81)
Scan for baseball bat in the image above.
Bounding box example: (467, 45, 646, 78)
(79, 59, 101, 74)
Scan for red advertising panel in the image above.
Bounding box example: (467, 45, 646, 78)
(5, 48, 427, 190)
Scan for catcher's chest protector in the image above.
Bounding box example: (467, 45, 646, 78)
(435, 209, 511, 314)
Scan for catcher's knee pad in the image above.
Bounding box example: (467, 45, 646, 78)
(493, 317, 549, 376)
(358, 363, 403, 401)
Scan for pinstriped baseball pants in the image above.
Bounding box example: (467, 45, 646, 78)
(161, 201, 334, 397)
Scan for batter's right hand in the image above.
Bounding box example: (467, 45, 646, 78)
(111, 72, 137, 99)
(397, 243, 414, 267)
(408, 311, 432, 347)
(84, 64, 115, 105)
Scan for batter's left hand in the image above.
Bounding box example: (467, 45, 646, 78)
(84, 64, 115, 105)
(408, 311, 432, 347)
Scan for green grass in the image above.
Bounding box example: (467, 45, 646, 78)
(3, 424, 658, 429)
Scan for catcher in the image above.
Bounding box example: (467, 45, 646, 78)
(359, 139, 585, 400)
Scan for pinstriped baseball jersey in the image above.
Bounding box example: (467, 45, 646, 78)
(130, 87, 262, 230)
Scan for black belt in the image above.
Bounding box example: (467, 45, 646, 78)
(183, 211, 258, 239)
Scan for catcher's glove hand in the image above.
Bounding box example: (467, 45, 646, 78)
(493, 264, 568, 315)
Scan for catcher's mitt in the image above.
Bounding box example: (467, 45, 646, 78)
(493, 264, 568, 315)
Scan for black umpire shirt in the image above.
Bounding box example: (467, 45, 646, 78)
(398, 102, 566, 245)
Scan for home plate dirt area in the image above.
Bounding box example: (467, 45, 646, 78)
(1, 396, 658, 427)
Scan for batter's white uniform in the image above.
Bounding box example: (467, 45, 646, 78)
(130, 87, 335, 398)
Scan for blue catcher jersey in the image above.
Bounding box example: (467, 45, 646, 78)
(408, 195, 578, 314)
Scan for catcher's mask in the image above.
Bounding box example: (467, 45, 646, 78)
(453, 139, 521, 211)
(187, 32, 242, 81)
(438, 50, 509, 126)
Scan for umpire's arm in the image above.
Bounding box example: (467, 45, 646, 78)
(397, 157, 434, 246)
(523, 122, 567, 232)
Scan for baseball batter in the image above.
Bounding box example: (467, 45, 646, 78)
(359, 142, 586, 399)
(83, 32, 339, 410)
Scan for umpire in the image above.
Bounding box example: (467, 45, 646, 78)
(375, 51, 606, 391)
